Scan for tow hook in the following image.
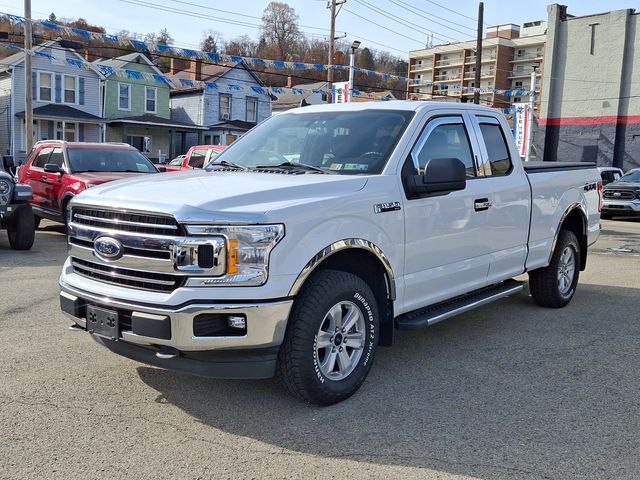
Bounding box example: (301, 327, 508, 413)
(156, 346, 180, 359)
(68, 323, 84, 332)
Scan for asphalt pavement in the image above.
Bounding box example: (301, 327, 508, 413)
(1, 218, 640, 480)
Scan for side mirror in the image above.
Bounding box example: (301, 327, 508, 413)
(409, 157, 466, 196)
(156, 166, 167, 173)
(43, 163, 63, 174)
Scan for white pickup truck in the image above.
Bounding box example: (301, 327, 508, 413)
(59, 101, 601, 405)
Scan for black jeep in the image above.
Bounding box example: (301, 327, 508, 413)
(0, 163, 35, 250)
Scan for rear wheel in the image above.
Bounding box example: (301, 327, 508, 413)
(529, 230, 580, 308)
(277, 269, 379, 405)
(7, 205, 35, 250)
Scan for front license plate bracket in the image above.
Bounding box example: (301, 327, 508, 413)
(86, 305, 119, 341)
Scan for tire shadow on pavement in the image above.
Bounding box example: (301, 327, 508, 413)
(136, 282, 640, 480)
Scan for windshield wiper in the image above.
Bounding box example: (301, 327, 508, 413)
(207, 160, 248, 171)
(254, 161, 334, 174)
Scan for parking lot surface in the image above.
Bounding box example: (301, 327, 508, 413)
(1, 219, 640, 480)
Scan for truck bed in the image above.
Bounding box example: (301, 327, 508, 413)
(524, 162, 597, 173)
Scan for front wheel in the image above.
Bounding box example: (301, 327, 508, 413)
(7, 205, 35, 250)
(529, 230, 580, 308)
(277, 270, 379, 405)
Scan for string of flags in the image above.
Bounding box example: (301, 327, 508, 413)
(0, 12, 536, 98)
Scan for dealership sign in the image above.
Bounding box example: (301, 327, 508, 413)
(513, 103, 529, 158)
(332, 82, 350, 103)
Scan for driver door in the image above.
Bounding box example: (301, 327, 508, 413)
(401, 112, 494, 312)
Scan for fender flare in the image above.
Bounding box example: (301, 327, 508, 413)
(288, 238, 396, 300)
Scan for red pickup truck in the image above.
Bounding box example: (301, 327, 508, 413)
(164, 145, 225, 172)
(17, 141, 160, 227)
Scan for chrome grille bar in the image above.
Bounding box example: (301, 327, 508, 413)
(71, 260, 176, 286)
(73, 213, 179, 230)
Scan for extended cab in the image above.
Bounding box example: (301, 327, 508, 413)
(17, 141, 160, 227)
(163, 145, 225, 172)
(59, 102, 601, 405)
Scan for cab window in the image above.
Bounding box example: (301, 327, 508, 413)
(47, 148, 65, 169)
(412, 122, 476, 178)
(188, 149, 208, 168)
(477, 118, 512, 176)
(32, 148, 53, 168)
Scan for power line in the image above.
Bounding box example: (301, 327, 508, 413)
(387, 0, 476, 32)
(423, 0, 491, 26)
(342, 7, 425, 44)
(351, 0, 461, 43)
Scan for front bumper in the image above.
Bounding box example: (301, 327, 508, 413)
(602, 199, 640, 215)
(59, 280, 293, 379)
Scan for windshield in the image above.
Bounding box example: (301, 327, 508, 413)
(67, 148, 158, 173)
(206, 109, 414, 175)
(617, 170, 640, 183)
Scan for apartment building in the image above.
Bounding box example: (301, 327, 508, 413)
(408, 22, 546, 110)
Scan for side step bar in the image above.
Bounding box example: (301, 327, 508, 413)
(395, 280, 524, 331)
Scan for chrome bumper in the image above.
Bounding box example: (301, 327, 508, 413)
(602, 199, 640, 214)
(59, 280, 293, 352)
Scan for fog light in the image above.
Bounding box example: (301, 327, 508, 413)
(228, 315, 246, 329)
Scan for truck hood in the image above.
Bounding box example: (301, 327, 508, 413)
(73, 170, 369, 223)
(74, 171, 152, 185)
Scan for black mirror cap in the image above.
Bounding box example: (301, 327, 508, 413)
(410, 157, 466, 195)
(43, 163, 63, 174)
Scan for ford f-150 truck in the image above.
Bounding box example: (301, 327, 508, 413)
(59, 102, 601, 405)
(163, 145, 225, 172)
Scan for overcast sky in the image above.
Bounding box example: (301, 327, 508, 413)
(3, 0, 639, 58)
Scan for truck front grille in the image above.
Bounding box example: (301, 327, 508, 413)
(71, 207, 182, 236)
(71, 258, 184, 293)
(603, 190, 636, 200)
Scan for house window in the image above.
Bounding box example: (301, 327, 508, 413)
(246, 97, 257, 123)
(145, 87, 157, 113)
(56, 122, 77, 142)
(38, 72, 53, 102)
(118, 83, 131, 110)
(63, 75, 77, 104)
(220, 94, 231, 119)
(515, 81, 523, 88)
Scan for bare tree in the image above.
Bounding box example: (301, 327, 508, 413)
(200, 29, 224, 53)
(224, 35, 258, 57)
(261, 2, 301, 59)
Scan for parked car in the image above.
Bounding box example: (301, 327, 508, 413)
(59, 101, 601, 405)
(0, 165, 34, 249)
(598, 166, 624, 186)
(17, 141, 160, 228)
(163, 145, 225, 172)
(601, 168, 640, 219)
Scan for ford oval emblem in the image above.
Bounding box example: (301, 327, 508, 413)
(94, 236, 123, 260)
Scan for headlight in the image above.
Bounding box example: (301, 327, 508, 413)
(184, 224, 285, 286)
(0, 179, 12, 206)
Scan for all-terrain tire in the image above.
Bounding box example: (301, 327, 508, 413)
(7, 205, 35, 250)
(529, 230, 580, 308)
(277, 269, 379, 405)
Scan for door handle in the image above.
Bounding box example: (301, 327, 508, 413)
(474, 198, 492, 212)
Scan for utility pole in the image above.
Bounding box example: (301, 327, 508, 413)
(24, 0, 33, 153)
(473, 2, 484, 105)
(327, 0, 337, 104)
(524, 64, 539, 162)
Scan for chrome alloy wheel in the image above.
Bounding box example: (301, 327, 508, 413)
(315, 301, 366, 381)
(557, 246, 576, 295)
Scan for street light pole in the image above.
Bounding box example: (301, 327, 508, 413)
(524, 63, 539, 162)
(24, 0, 33, 153)
(347, 40, 360, 103)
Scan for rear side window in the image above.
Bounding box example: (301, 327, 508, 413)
(32, 148, 53, 168)
(479, 123, 512, 176)
(47, 148, 65, 169)
(188, 149, 207, 168)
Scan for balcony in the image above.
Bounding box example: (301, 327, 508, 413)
(463, 70, 495, 80)
(465, 54, 496, 64)
(410, 63, 434, 73)
(434, 74, 462, 82)
(511, 52, 544, 62)
(508, 69, 543, 79)
(435, 58, 464, 68)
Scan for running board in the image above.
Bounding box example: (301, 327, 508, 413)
(395, 280, 525, 331)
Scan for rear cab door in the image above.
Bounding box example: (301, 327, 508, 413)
(24, 146, 53, 210)
(466, 113, 531, 284)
